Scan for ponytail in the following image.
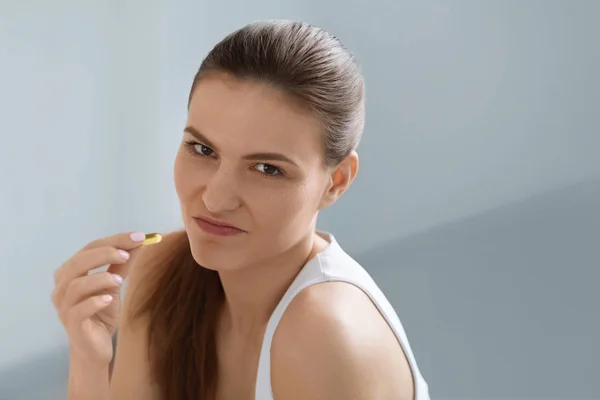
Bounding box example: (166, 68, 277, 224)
(130, 230, 224, 399)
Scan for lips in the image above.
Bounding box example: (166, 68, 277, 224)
(193, 216, 246, 236)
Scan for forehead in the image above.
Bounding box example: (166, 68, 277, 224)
(187, 75, 324, 159)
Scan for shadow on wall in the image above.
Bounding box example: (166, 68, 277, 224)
(1, 176, 599, 400)
(355, 175, 600, 400)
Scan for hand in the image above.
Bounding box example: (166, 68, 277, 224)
(52, 231, 148, 365)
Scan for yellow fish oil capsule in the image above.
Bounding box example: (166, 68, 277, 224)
(141, 233, 163, 246)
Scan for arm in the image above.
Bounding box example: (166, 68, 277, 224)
(271, 282, 415, 400)
(68, 358, 110, 400)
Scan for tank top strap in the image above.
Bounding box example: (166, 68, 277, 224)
(254, 232, 430, 400)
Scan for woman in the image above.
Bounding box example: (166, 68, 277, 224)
(52, 20, 430, 399)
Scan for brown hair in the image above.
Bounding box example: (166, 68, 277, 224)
(131, 20, 365, 399)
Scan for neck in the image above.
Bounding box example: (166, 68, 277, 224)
(218, 231, 328, 335)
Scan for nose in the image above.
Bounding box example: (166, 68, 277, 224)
(202, 169, 242, 214)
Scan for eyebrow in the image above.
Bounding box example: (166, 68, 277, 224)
(183, 126, 300, 167)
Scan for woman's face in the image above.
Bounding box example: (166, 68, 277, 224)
(174, 74, 349, 271)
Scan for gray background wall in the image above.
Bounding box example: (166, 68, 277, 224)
(1, 0, 598, 399)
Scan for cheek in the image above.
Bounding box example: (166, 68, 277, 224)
(174, 150, 204, 199)
(250, 181, 319, 229)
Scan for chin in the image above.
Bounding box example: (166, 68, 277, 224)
(187, 236, 244, 272)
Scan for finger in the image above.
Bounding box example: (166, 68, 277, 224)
(55, 231, 148, 283)
(62, 245, 129, 283)
(106, 247, 143, 280)
(61, 272, 123, 310)
(54, 245, 128, 285)
(60, 231, 161, 280)
(66, 294, 114, 326)
(107, 231, 169, 281)
(54, 246, 129, 303)
(81, 231, 148, 252)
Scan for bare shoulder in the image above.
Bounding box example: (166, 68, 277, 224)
(271, 281, 415, 400)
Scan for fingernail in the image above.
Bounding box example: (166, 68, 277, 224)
(101, 294, 113, 303)
(118, 250, 130, 260)
(112, 274, 123, 284)
(130, 231, 146, 242)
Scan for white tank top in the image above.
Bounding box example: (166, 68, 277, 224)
(254, 232, 431, 399)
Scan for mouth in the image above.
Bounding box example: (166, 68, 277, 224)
(193, 216, 246, 236)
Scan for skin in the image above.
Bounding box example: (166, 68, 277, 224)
(56, 72, 414, 400)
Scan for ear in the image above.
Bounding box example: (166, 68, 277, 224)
(320, 151, 359, 209)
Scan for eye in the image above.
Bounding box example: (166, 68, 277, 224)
(195, 144, 215, 157)
(184, 141, 216, 157)
(255, 163, 283, 176)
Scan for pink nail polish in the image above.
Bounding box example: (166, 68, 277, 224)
(113, 274, 123, 284)
(118, 250, 130, 260)
(130, 231, 145, 242)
